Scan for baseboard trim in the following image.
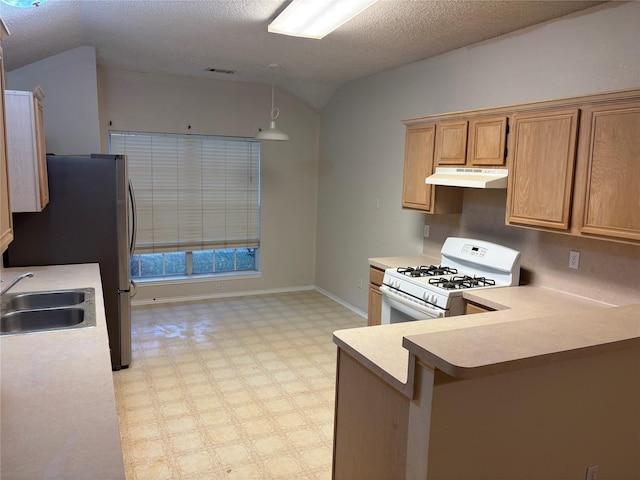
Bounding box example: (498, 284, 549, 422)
(132, 285, 315, 307)
(314, 286, 367, 319)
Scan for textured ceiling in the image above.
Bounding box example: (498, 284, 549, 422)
(0, 0, 607, 110)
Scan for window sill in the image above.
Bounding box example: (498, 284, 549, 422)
(132, 271, 262, 286)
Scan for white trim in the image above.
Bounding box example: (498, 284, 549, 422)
(314, 286, 367, 319)
(132, 285, 314, 307)
(133, 271, 262, 287)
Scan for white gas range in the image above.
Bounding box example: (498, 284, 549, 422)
(380, 237, 521, 323)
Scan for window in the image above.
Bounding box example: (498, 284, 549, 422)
(110, 131, 260, 279)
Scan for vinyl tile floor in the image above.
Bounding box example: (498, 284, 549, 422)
(112, 290, 366, 480)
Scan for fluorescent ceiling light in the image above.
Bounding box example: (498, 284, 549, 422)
(268, 0, 379, 39)
(1, 0, 46, 6)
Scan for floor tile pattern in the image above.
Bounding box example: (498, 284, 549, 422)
(112, 290, 365, 479)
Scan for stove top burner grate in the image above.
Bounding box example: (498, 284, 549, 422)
(397, 265, 458, 277)
(428, 275, 496, 290)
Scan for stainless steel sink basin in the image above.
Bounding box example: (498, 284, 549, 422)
(6, 290, 86, 311)
(1, 308, 86, 334)
(0, 288, 96, 336)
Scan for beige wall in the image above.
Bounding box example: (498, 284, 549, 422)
(317, 2, 640, 310)
(98, 69, 319, 302)
(97, 68, 320, 303)
(6, 46, 101, 155)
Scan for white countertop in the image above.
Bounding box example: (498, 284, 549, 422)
(0, 264, 125, 479)
(334, 256, 640, 397)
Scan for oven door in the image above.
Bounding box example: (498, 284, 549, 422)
(379, 285, 446, 324)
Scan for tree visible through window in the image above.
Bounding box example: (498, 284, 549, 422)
(110, 131, 260, 279)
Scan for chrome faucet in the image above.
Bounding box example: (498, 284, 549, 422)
(0, 272, 34, 297)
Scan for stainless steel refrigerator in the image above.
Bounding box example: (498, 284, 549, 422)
(4, 154, 135, 370)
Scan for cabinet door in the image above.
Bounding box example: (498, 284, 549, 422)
(367, 266, 384, 326)
(5, 91, 48, 212)
(577, 102, 640, 241)
(435, 120, 468, 165)
(464, 301, 494, 315)
(34, 98, 49, 209)
(402, 124, 436, 211)
(467, 116, 507, 166)
(0, 41, 13, 254)
(506, 109, 579, 230)
(368, 284, 382, 326)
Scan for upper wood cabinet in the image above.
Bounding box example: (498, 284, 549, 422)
(5, 89, 49, 212)
(403, 88, 640, 244)
(402, 124, 435, 211)
(467, 116, 508, 166)
(435, 120, 468, 165)
(0, 21, 12, 254)
(402, 123, 462, 214)
(575, 101, 640, 242)
(435, 116, 508, 167)
(506, 109, 580, 230)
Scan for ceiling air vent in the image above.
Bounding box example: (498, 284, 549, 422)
(207, 68, 235, 75)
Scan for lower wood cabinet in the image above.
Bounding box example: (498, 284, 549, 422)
(367, 266, 384, 326)
(464, 300, 494, 315)
(333, 350, 409, 479)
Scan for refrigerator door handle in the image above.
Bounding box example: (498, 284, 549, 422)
(128, 179, 137, 258)
(118, 280, 137, 297)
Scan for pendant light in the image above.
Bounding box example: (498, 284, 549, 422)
(256, 64, 289, 142)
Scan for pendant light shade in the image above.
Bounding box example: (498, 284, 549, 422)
(256, 120, 289, 141)
(256, 64, 289, 142)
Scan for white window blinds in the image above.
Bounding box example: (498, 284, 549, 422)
(110, 131, 260, 254)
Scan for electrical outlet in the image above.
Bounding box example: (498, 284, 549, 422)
(569, 250, 580, 269)
(423, 225, 430, 238)
(358, 278, 363, 289)
(374, 197, 380, 209)
(585, 464, 599, 480)
(215, 284, 224, 290)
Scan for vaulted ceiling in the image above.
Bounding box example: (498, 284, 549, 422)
(0, 0, 606, 110)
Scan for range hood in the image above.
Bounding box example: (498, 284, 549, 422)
(425, 167, 508, 189)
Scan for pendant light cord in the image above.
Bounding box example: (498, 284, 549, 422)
(269, 64, 280, 121)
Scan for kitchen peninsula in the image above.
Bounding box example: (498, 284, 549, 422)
(333, 259, 640, 479)
(0, 264, 125, 479)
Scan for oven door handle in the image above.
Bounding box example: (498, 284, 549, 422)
(380, 285, 446, 319)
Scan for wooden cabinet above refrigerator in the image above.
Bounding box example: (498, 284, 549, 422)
(5, 89, 49, 213)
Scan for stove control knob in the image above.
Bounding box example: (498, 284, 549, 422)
(430, 294, 437, 304)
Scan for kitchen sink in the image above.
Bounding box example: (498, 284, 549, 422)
(0, 288, 96, 335)
(6, 289, 87, 311)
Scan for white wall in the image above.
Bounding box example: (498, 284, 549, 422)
(317, 2, 640, 310)
(98, 68, 320, 302)
(6, 46, 101, 155)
